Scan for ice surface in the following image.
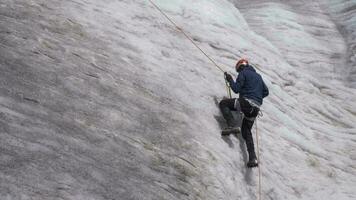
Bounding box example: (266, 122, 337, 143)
(0, 0, 355, 199)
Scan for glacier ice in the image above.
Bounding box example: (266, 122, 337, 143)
(0, 0, 355, 199)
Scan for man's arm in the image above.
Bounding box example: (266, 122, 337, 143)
(229, 72, 245, 94)
(262, 80, 269, 98)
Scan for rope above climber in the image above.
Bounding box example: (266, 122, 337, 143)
(147, 0, 269, 170)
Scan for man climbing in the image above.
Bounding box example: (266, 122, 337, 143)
(219, 58, 269, 168)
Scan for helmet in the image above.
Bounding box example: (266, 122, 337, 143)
(236, 58, 249, 72)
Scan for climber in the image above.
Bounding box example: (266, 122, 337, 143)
(219, 58, 269, 168)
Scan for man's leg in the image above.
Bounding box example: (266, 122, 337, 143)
(219, 98, 238, 128)
(241, 118, 257, 161)
(239, 98, 260, 167)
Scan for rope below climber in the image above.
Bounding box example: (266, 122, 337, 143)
(146, 1, 268, 199)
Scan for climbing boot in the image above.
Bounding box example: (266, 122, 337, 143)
(221, 126, 240, 136)
(220, 106, 240, 135)
(247, 158, 258, 168)
(221, 117, 240, 136)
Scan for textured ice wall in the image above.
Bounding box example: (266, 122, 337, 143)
(0, 0, 355, 200)
(320, 0, 356, 87)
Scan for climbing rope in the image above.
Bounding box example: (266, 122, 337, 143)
(146, 0, 232, 97)
(225, 79, 232, 98)
(255, 117, 262, 200)
(147, 1, 260, 198)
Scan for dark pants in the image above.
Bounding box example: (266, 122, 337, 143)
(219, 98, 260, 159)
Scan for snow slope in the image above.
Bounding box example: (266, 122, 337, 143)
(0, 0, 355, 199)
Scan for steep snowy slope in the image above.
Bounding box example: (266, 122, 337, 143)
(320, 0, 356, 87)
(0, 0, 355, 200)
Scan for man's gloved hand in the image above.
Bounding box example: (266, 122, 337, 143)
(224, 72, 233, 82)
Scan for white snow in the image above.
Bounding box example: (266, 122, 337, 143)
(1, 0, 355, 199)
(139, 0, 356, 199)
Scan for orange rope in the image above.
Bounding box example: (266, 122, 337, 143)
(147, 0, 225, 73)
(147, 2, 261, 198)
(256, 118, 262, 200)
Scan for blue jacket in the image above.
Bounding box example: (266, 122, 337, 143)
(229, 65, 269, 105)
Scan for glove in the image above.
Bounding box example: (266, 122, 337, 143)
(224, 72, 233, 82)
